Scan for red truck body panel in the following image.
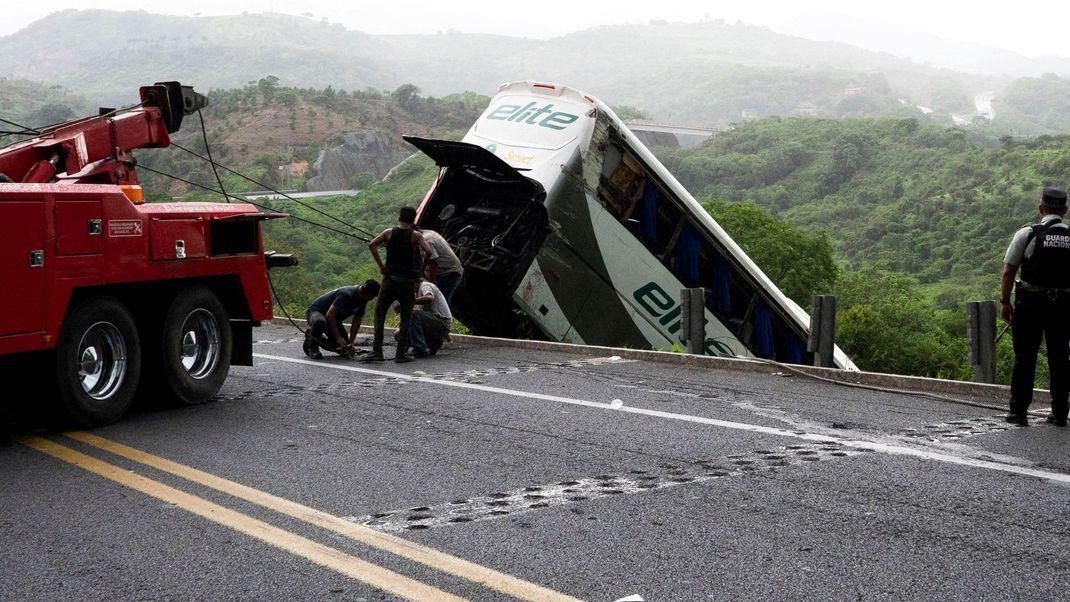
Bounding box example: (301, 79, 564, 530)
(0, 184, 274, 356)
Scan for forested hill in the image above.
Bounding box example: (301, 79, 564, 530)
(0, 10, 1013, 128)
(654, 117, 1070, 297)
(0, 79, 91, 134)
(132, 81, 485, 197)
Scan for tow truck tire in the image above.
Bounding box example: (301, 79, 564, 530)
(55, 297, 141, 426)
(159, 286, 232, 405)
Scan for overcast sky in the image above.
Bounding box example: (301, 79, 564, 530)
(5, 1, 1068, 59)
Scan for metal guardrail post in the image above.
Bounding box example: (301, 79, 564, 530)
(808, 295, 837, 368)
(966, 300, 997, 384)
(680, 288, 706, 355)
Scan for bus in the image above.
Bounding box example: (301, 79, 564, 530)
(408, 81, 855, 369)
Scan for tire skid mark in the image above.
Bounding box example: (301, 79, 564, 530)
(346, 440, 865, 533)
(897, 415, 1011, 441)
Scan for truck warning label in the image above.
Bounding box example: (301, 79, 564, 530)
(109, 220, 144, 237)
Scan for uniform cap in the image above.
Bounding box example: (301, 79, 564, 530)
(1042, 186, 1067, 209)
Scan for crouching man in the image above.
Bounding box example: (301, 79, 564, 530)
(409, 279, 452, 358)
(304, 280, 380, 359)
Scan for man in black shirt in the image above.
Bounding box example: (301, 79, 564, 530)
(304, 280, 380, 360)
(365, 206, 432, 363)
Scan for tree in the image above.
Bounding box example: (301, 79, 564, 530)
(703, 200, 839, 305)
(26, 103, 76, 127)
(834, 267, 966, 378)
(258, 75, 280, 102)
(347, 172, 377, 190)
(274, 90, 298, 107)
(612, 105, 650, 121)
(391, 83, 420, 109)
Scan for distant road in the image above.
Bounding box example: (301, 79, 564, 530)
(975, 92, 996, 120)
(237, 189, 360, 201)
(626, 122, 719, 148)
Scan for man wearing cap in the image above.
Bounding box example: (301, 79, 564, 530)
(1001, 186, 1070, 426)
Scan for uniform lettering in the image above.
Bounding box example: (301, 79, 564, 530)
(1043, 234, 1070, 249)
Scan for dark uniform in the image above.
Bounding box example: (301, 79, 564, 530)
(1003, 187, 1070, 425)
(371, 227, 420, 359)
(305, 285, 370, 356)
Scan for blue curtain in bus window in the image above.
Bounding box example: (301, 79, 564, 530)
(753, 299, 775, 358)
(673, 224, 702, 282)
(640, 181, 659, 242)
(711, 257, 732, 313)
(785, 334, 805, 364)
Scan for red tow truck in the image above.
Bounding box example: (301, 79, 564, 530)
(0, 82, 292, 426)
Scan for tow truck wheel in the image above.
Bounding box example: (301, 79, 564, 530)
(160, 286, 232, 405)
(55, 297, 141, 426)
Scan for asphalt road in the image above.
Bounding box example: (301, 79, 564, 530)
(3, 323, 1070, 601)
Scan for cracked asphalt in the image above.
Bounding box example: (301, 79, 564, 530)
(3, 323, 1069, 601)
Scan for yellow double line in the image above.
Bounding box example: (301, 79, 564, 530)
(19, 433, 582, 602)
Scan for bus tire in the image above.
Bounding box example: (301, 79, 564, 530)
(160, 286, 232, 405)
(55, 296, 141, 426)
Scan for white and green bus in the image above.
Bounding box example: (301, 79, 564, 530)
(408, 81, 855, 369)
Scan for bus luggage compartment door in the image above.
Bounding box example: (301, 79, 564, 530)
(516, 233, 649, 348)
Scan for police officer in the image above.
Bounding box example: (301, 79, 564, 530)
(1001, 186, 1070, 426)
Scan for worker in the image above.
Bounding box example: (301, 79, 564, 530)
(421, 229, 464, 302)
(365, 206, 432, 363)
(303, 280, 380, 360)
(1001, 186, 1070, 426)
(408, 279, 453, 357)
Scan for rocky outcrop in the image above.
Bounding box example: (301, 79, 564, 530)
(305, 131, 411, 192)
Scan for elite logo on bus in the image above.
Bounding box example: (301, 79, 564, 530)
(485, 102, 579, 130)
(633, 282, 734, 357)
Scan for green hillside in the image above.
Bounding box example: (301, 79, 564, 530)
(133, 80, 483, 197)
(655, 117, 1067, 295)
(257, 156, 440, 311)
(0, 11, 999, 128)
(995, 73, 1070, 136)
(0, 79, 91, 144)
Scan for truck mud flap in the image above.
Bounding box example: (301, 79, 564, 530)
(231, 320, 253, 366)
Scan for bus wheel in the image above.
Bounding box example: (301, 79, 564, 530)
(160, 287, 232, 405)
(55, 297, 141, 426)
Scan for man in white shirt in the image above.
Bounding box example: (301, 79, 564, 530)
(409, 279, 453, 358)
(422, 230, 464, 303)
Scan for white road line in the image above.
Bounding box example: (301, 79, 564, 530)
(252, 353, 1070, 486)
